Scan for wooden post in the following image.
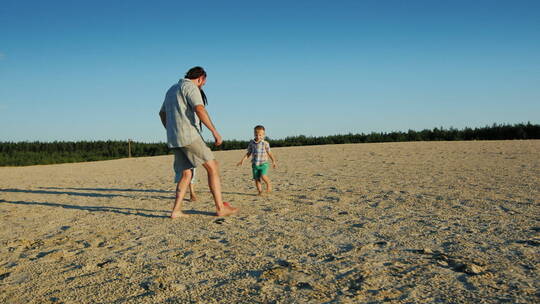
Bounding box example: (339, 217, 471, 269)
(128, 139, 132, 158)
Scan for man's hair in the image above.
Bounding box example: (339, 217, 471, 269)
(185, 66, 207, 79)
(200, 89, 208, 106)
(254, 125, 265, 132)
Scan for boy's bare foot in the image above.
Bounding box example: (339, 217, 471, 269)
(216, 203, 239, 217)
(170, 211, 189, 219)
(189, 195, 198, 202)
(257, 191, 263, 196)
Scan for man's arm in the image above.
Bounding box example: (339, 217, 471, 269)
(194, 105, 222, 146)
(159, 111, 167, 128)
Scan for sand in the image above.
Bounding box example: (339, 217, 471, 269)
(0, 140, 538, 303)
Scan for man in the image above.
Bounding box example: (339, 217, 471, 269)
(159, 66, 238, 218)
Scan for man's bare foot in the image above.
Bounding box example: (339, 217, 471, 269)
(189, 195, 198, 202)
(257, 191, 263, 196)
(170, 211, 189, 219)
(216, 203, 239, 217)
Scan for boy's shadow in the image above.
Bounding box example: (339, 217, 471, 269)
(183, 209, 216, 216)
(221, 191, 258, 197)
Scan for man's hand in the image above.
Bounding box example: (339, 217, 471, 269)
(213, 131, 222, 146)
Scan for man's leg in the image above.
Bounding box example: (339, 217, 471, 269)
(171, 168, 192, 219)
(202, 159, 238, 216)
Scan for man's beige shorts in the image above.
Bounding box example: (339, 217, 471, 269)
(173, 138, 215, 178)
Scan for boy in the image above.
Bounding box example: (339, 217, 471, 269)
(175, 168, 198, 201)
(237, 125, 277, 195)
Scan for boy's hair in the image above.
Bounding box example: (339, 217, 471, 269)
(254, 125, 265, 132)
(185, 66, 207, 79)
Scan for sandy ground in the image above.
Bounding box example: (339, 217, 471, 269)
(0, 140, 539, 303)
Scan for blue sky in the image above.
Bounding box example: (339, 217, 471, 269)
(1, 0, 539, 142)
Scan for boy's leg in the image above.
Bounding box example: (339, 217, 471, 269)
(260, 175, 272, 193)
(171, 168, 192, 218)
(259, 163, 271, 193)
(252, 164, 263, 195)
(202, 159, 238, 216)
(188, 168, 197, 201)
(255, 179, 263, 195)
(188, 183, 197, 201)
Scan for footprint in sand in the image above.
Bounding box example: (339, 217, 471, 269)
(97, 259, 115, 268)
(0, 272, 11, 281)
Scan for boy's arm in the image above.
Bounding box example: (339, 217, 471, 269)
(237, 152, 251, 166)
(265, 144, 277, 168)
(267, 151, 277, 168)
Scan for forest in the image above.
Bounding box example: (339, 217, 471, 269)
(1, 122, 538, 166)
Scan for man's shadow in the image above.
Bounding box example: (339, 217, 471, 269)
(41, 187, 258, 197)
(1, 187, 223, 217)
(0, 199, 168, 218)
(0, 188, 172, 200)
(1, 199, 217, 218)
(40, 186, 171, 194)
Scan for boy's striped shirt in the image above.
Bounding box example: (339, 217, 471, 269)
(247, 140, 270, 165)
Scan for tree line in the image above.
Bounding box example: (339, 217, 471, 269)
(0, 141, 169, 166)
(1, 122, 538, 166)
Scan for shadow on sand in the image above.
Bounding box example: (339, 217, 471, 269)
(39, 187, 258, 198)
(0, 188, 172, 200)
(1, 188, 227, 218)
(38, 187, 206, 203)
(1, 198, 218, 218)
(183, 209, 216, 216)
(39, 186, 171, 193)
(0, 199, 168, 218)
(221, 191, 258, 197)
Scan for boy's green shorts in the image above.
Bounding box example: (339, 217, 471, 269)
(252, 162, 269, 180)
